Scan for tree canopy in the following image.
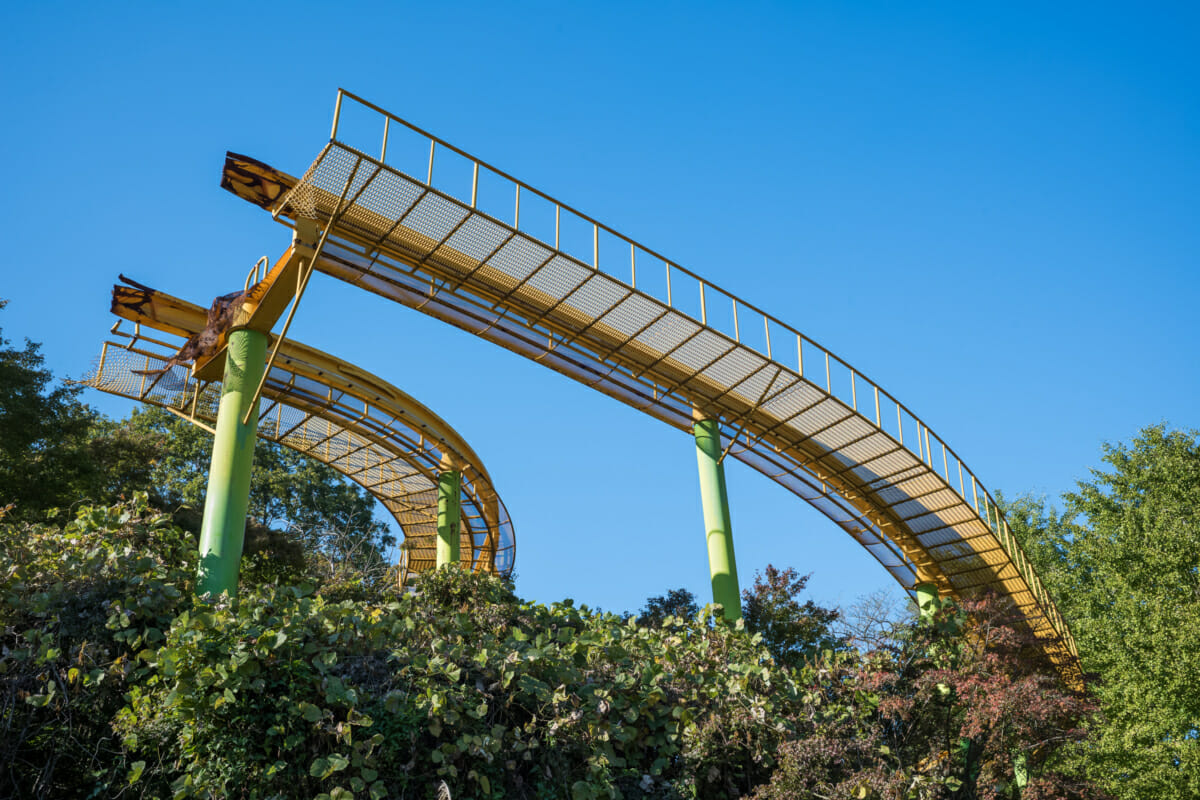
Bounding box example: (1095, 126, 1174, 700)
(636, 587, 700, 626)
(740, 565, 841, 669)
(0, 302, 392, 574)
(0, 300, 102, 516)
(1006, 424, 1200, 799)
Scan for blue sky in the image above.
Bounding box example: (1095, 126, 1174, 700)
(2, 1, 1197, 615)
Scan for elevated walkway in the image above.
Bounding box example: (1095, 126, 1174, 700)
(86, 284, 515, 579)
(219, 90, 1078, 686)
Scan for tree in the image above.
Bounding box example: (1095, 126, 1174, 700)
(0, 300, 103, 517)
(835, 586, 911, 654)
(741, 565, 840, 669)
(1006, 425, 1200, 800)
(636, 587, 699, 625)
(752, 592, 1104, 800)
(119, 406, 395, 574)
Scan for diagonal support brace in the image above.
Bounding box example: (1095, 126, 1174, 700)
(239, 165, 362, 425)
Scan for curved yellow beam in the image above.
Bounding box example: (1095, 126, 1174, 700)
(90, 287, 515, 579)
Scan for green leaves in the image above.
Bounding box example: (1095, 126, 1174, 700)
(1006, 425, 1200, 800)
(9, 503, 1103, 799)
(309, 753, 349, 779)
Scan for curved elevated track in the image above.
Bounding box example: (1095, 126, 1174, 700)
(223, 90, 1078, 685)
(87, 287, 515, 578)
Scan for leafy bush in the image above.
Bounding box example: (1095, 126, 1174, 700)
(3, 499, 799, 799)
(119, 567, 797, 799)
(2, 496, 1105, 800)
(0, 494, 195, 796)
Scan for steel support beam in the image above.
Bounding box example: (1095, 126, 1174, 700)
(196, 328, 268, 597)
(437, 464, 462, 567)
(694, 414, 741, 620)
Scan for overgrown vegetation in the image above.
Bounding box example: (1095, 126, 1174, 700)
(0, 302, 1155, 798)
(2, 496, 1100, 799)
(1005, 425, 1200, 800)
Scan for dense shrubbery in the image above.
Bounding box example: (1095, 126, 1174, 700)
(2, 496, 797, 799)
(0, 307, 1112, 798)
(1, 496, 1103, 800)
(0, 496, 195, 795)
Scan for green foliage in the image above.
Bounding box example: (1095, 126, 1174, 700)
(2, 496, 1105, 800)
(0, 302, 104, 518)
(2, 499, 799, 798)
(0, 494, 196, 796)
(120, 407, 394, 571)
(1006, 425, 1200, 800)
(120, 566, 795, 799)
(637, 588, 699, 626)
(740, 565, 841, 669)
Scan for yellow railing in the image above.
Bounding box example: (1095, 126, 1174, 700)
(322, 88, 1071, 655)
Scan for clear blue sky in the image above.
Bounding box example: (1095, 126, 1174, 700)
(2, 1, 1197, 615)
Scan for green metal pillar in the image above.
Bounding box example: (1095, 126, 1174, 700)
(1013, 751, 1029, 795)
(694, 416, 741, 620)
(196, 328, 268, 598)
(436, 465, 462, 567)
(915, 581, 940, 623)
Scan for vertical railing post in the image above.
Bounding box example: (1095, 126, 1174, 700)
(196, 328, 269, 597)
(693, 411, 741, 620)
(437, 455, 462, 567)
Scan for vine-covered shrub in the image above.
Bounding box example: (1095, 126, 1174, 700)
(118, 569, 796, 800)
(2, 497, 1103, 800)
(0, 495, 195, 796)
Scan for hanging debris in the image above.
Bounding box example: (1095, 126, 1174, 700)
(114, 275, 246, 376)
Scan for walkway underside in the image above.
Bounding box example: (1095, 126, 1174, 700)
(217, 91, 1080, 687)
(87, 285, 514, 579)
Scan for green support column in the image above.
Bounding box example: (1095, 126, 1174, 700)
(915, 581, 940, 623)
(436, 461, 462, 567)
(693, 415, 741, 621)
(1013, 751, 1029, 795)
(196, 328, 268, 598)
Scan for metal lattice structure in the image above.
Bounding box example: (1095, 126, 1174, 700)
(85, 290, 514, 579)
(219, 89, 1079, 686)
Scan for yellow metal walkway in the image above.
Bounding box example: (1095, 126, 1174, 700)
(226, 90, 1077, 685)
(87, 285, 515, 579)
